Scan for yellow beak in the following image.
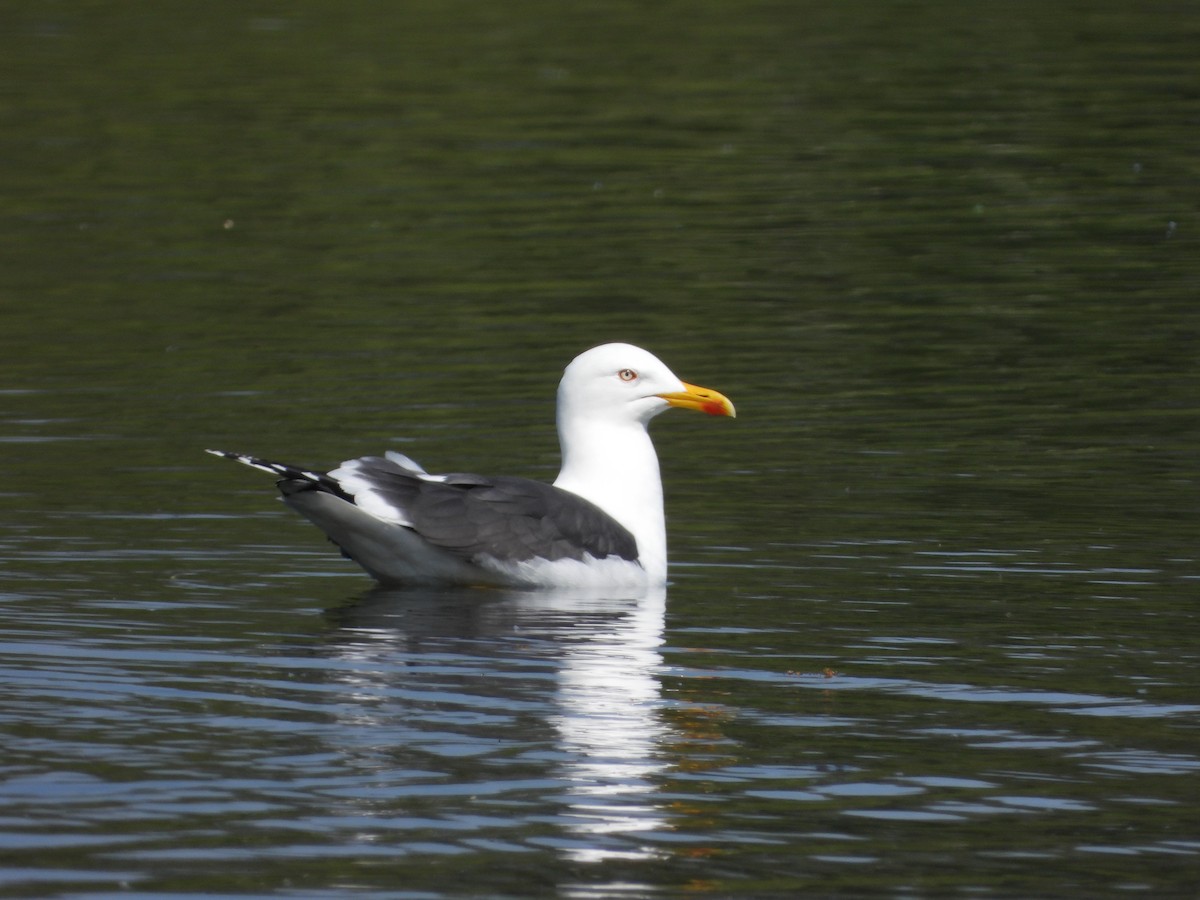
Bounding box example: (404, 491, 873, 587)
(658, 381, 736, 418)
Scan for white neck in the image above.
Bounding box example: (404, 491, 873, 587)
(553, 415, 667, 584)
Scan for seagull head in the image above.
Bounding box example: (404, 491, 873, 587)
(558, 343, 736, 427)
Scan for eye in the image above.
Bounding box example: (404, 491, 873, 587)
(618, 368, 638, 382)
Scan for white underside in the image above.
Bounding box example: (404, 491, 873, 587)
(476, 553, 651, 592)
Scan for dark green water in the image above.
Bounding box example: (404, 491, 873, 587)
(1, 2, 1197, 897)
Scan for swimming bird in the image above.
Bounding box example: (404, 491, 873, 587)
(208, 343, 734, 589)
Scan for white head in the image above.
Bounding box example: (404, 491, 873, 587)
(557, 342, 735, 427)
(553, 343, 734, 584)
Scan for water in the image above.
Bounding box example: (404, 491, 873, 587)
(2, 1, 1198, 896)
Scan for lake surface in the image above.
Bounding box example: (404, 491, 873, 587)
(2, 1, 1198, 897)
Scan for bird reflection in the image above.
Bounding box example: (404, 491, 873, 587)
(540, 587, 669, 859)
(319, 583, 672, 860)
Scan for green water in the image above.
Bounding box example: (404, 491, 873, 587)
(1, 1, 1197, 897)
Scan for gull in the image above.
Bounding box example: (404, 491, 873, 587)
(208, 343, 734, 589)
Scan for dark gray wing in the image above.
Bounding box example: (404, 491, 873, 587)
(209, 450, 641, 566)
(332, 456, 640, 565)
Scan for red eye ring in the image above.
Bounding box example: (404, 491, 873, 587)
(618, 368, 638, 382)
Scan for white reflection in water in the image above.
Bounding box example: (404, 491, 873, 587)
(545, 587, 669, 858)
(319, 584, 672, 860)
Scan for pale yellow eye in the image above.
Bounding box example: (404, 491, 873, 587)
(618, 368, 637, 382)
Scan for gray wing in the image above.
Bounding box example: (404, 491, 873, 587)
(328, 456, 640, 565)
(210, 450, 640, 566)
